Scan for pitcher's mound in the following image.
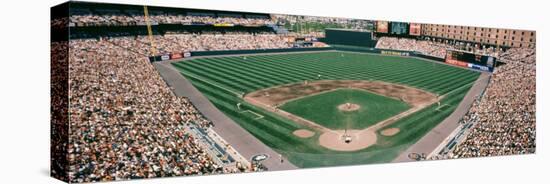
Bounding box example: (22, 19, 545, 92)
(319, 129, 377, 151)
(293, 129, 315, 138)
(381, 128, 400, 136)
(337, 103, 360, 112)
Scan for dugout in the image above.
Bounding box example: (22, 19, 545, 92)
(321, 28, 377, 48)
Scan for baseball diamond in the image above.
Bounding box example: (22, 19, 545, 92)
(172, 51, 480, 167)
(279, 88, 411, 130)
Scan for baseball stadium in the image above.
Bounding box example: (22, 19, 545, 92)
(51, 1, 536, 183)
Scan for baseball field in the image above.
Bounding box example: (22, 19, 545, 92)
(172, 51, 480, 168)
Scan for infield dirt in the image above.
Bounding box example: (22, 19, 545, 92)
(245, 80, 436, 107)
(244, 80, 439, 151)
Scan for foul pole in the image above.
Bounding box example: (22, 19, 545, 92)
(143, 6, 157, 57)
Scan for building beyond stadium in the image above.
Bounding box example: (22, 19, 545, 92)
(421, 24, 535, 48)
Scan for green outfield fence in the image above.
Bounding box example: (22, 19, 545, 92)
(322, 29, 377, 47)
(151, 44, 445, 63)
(189, 47, 333, 57)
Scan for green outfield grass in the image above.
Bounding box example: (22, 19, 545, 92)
(172, 51, 480, 168)
(280, 88, 410, 130)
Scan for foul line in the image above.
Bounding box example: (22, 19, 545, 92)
(435, 104, 451, 111)
(239, 110, 264, 120)
(440, 73, 491, 98)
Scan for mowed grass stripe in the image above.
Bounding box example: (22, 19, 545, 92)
(243, 55, 326, 75)
(243, 52, 478, 93)
(431, 74, 479, 94)
(191, 62, 276, 91)
(175, 61, 262, 92)
(408, 70, 475, 92)
(252, 53, 383, 76)
(201, 57, 298, 85)
(249, 55, 355, 80)
(245, 53, 429, 83)
(209, 56, 313, 82)
(183, 60, 271, 90)
(266, 52, 448, 78)
(172, 62, 245, 94)
(173, 62, 250, 93)
(343, 64, 473, 90)
(257, 52, 434, 80)
(218, 56, 302, 82)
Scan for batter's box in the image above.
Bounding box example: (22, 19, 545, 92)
(239, 110, 264, 120)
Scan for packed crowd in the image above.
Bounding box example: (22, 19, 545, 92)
(106, 32, 296, 56)
(376, 37, 449, 58)
(161, 32, 293, 52)
(51, 17, 69, 29)
(375, 37, 502, 58)
(51, 41, 70, 181)
(66, 38, 252, 182)
(70, 10, 274, 27)
(447, 47, 536, 158)
(273, 14, 371, 31)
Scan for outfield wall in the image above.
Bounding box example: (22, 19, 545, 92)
(148, 47, 333, 62)
(322, 29, 377, 47)
(330, 44, 445, 62)
(148, 44, 442, 62)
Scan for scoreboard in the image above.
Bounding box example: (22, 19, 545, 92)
(445, 50, 496, 72)
(390, 22, 409, 35)
(376, 21, 415, 35)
